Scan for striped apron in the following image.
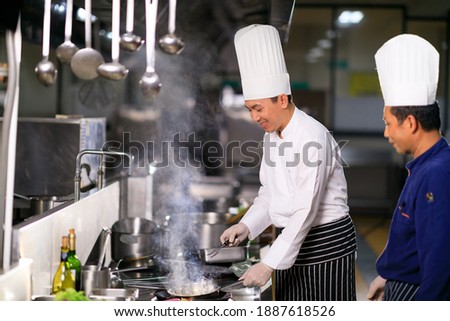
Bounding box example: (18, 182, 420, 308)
(274, 215, 357, 301)
(384, 280, 419, 301)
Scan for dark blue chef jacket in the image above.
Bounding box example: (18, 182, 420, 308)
(377, 137, 450, 300)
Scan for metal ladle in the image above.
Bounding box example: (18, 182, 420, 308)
(70, 0, 104, 80)
(120, 0, 144, 52)
(97, 0, 129, 80)
(35, 0, 57, 86)
(158, 0, 184, 55)
(139, 0, 161, 98)
(55, 0, 78, 64)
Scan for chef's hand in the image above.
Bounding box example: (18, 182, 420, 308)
(239, 262, 273, 287)
(367, 275, 386, 301)
(220, 223, 249, 246)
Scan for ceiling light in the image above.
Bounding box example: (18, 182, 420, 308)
(337, 10, 364, 26)
(305, 54, 318, 64)
(309, 47, 324, 58)
(318, 39, 332, 49)
(52, 3, 66, 14)
(326, 30, 337, 39)
(76, 8, 98, 22)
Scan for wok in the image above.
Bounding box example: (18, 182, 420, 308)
(155, 280, 246, 300)
(166, 279, 220, 298)
(154, 289, 227, 300)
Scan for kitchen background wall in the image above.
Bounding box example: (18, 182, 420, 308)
(0, 0, 449, 299)
(1, 0, 449, 245)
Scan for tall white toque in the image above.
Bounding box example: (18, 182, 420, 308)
(375, 34, 439, 106)
(234, 24, 291, 100)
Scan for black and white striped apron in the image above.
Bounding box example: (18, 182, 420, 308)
(384, 280, 419, 301)
(274, 215, 357, 301)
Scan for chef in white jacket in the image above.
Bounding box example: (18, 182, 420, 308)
(220, 24, 357, 301)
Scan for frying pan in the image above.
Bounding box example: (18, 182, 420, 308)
(166, 279, 220, 298)
(154, 290, 228, 300)
(156, 287, 226, 300)
(163, 279, 246, 300)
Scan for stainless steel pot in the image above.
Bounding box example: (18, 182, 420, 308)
(196, 212, 249, 263)
(196, 212, 232, 249)
(30, 196, 58, 214)
(80, 265, 110, 296)
(202, 198, 239, 214)
(13, 194, 66, 216)
(164, 212, 232, 250)
(111, 217, 161, 262)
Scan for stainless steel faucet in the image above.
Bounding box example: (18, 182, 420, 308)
(74, 149, 134, 202)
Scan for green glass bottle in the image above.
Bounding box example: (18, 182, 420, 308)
(68, 228, 82, 291)
(52, 236, 75, 294)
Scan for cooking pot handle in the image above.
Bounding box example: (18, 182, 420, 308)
(119, 234, 139, 244)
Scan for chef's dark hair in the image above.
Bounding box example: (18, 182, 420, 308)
(390, 101, 441, 131)
(271, 95, 293, 104)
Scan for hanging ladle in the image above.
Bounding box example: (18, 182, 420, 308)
(158, 0, 184, 55)
(35, 0, 57, 86)
(139, 0, 161, 98)
(120, 0, 144, 52)
(56, 0, 79, 64)
(97, 0, 129, 80)
(70, 0, 104, 80)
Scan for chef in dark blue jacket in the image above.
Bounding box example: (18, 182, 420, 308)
(368, 34, 450, 301)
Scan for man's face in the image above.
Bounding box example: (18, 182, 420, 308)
(383, 106, 412, 155)
(244, 96, 284, 133)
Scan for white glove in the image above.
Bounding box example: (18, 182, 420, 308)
(239, 262, 273, 287)
(220, 222, 250, 246)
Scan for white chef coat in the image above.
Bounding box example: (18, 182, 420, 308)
(240, 107, 349, 269)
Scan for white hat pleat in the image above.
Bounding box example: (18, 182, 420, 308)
(375, 34, 439, 106)
(235, 24, 291, 100)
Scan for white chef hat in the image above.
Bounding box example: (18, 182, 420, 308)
(375, 34, 439, 106)
(234, 24, 291, 100)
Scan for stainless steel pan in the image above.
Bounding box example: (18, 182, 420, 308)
(163, 280, 246, 299)
(199, 246, 248, 264)
(166, 280, 221, 299)
(154, 288, 225, 300)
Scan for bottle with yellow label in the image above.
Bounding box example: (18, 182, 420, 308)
(52, 236, 75, 294)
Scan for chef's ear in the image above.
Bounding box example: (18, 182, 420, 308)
(406, 114, 419, 133)
(279, 94, 289, 108)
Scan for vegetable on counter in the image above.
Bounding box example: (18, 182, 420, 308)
(54, 288, 90, 301)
